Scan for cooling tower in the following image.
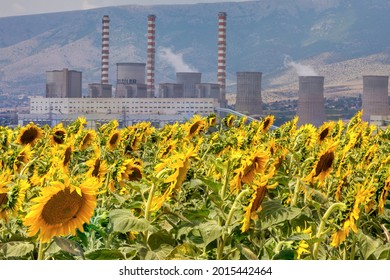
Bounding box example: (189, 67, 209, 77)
(101, 15, 110, 84)
(147, 15, 156, 98)
(362, 75, 389, 121)
(235, 72, 262, 116)
(176, 72, 201, 98)
(217, 12, 227, 107)
(297, 76, 326, 127)
(115, 63, 146, 98)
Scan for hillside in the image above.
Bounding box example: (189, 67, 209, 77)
(1, 0, 390, 100)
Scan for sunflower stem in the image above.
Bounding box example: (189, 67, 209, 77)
(313, 202, 346, 259)
(291, 177, 300, 207)
(37, 240, 45, 260)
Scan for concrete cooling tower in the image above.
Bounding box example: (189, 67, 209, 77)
(362, 75, 389, 122)
(297, 76, 326, 127)
(176, 72, 201, 98)
(235, 72, 262, 116)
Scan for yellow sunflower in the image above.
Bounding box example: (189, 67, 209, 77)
(0, 173, 29, 220)
(16, 123, 44, 146)
(79, 130, 97, 151)
(116, 158, 143, 183)
(224, 114, 236, 128)
(107, 130, 121, 150)
(24, 177, 98, 243)
(0, 170, 12, 220)
(230, 151, 269, 193)
(260, 115, 275, 133)
(185, 115, 206, 138)
(317, 121, 335, 143)
(13, 145, 32, 173)
(51, 123, 67, 145)
(86, 155, 108, 182)
(307, 140, 339, 183)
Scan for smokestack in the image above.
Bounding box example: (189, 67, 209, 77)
(235, 72, 263, 116)
(218, 12, 227, 106)
(101, 15, 110, 84)
(297, 76, 326, 127)
(147, 14, 156, 98)
(362, 75, 389, 121)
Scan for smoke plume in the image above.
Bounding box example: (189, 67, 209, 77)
(158, 47, 197, 73)
(284, 55, 318, 76)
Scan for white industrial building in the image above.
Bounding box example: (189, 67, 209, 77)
(18, 96, 217, 128)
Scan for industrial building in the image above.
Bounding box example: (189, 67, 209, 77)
(19, 97, 216, 128)
(159, 83, 184, 98)
(196, 83, 220, 99)
(115, 63, 147, 98)
(46, 68, 82, 98)
(362, 75, 389, 122)
(88, 83, 113, 98)
(234, 72, 263, 116)
(296, 76, 326, 127)
(176, 72, 202, 98)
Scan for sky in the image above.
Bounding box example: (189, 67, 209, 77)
(0, 0, 247, 18)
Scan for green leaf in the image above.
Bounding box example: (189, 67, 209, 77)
(85, 248, 124, 260)
(357, 231, 382, 259)
(109, 209, 154, 233)
(197, 176, 222, 194)
(236, 243, 258, 260)
(148, 230, 176, 251)
(166, 243, 200, 260)
(0, 241, 34, 259)
(53, 237, 84, 258)
(258, 200, 301, 229)
(272, 249, 295, 260)
(197, 220, 223, 246)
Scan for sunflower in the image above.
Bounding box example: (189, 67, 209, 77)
(224, 114, 236, 128)
(51, 123, 67, 145)
(16, 123, 43, 146)
(116, 158, 143, 183)
(24, 177, 98, 243)
(378, 178, 390, 215)
(85, 155, 108, 182)
(230, 151, 269, 193)
(79, 130, 96, 151)
(0, 170, 12, 220)
(107, 130, 121, 150)
(185, 115, 206, 138)
(307, 140, 339, 183)
(260, 115, 275, 133)
(317, 121, 335, 143)
(0, 173, 29, 220)
(207, 113, 217, 127)
(13, 145, 32, 173)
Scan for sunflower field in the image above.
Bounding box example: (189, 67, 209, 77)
(0, 112, 389, 260)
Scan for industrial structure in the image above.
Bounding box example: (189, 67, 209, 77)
(147, 15, 156, 98)
(115, 63, 147, 98)
(362, 75, 389, 122)
(217, 12, 227, 107)
(88, 15, 113, 98)
(234, 72, 263, 116)
(176, 72, 201, 98)
(46, 68, 82, 98)
(296, 76, 326, 127)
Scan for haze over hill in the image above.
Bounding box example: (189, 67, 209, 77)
(1, 0, 390, 102)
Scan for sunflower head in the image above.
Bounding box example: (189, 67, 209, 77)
(185, 115, 206, 138)
(24, 177, 98, 242)
(16, 123, 44, 146)
(261, 115, 275, 133)
(51, 123, 67, 145)
(107, 130, 121, 150)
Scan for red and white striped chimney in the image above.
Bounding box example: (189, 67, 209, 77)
(147, 14, 156, 98)
(217, 12, 227, 106)
(101, 15, 110, 84)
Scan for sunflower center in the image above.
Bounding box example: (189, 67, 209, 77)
(319, 128, 329, 141)
(315, 151, 335, 177)
(63, 147, 72, 166)
(109, 133, 119, 146)
(41, 188, 83, 225)
(53, 130, 66, 144)
(20, 127, 38, 145)
(92, 159, 101, 177)
(127, 166, 142, 181)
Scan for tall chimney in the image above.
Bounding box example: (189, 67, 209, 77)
(101, 15, 110, 84)
(217, 12, 227, 107)
(297, 76, 326, 127)
(362, 75, 389, 122)
(147, 15, 156, 98)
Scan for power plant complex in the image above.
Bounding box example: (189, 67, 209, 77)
(18, 12, 390, 128)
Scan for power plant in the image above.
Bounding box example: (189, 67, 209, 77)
(296, 76, 326, 127)
(362, 75, 389, 122)
(235, 72, 263, 116)
(18, 12, 390, 128)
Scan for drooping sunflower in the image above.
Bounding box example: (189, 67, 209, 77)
(78, 130, 97, 151)
(307, 140, 339, 183)
(107, 130, 122, 150)
(224, 114, 236, 128)
(230, 151, 269, 193)
(260, 115, 275, 133)
(378, 178, 390, 215)
(0, 173, 29, 220)
(13, 145, 32, 173)
(317, 121, 335, 143)
(24, 177, 98, 243)
(0, 169, 12, 220)
(189, 116, 206, 138)
(16, 123, 44, 146)
(85, 155, 108, 182)
(116, 158, 143, 183)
